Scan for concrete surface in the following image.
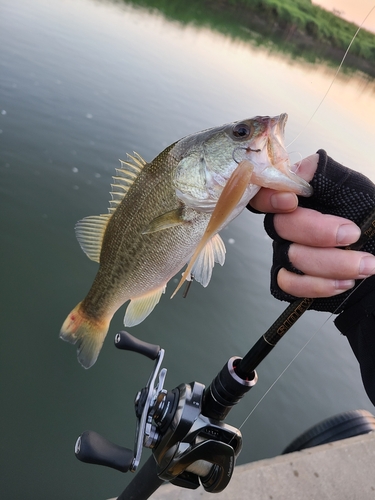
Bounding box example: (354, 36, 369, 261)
(149, 432, 375, 500)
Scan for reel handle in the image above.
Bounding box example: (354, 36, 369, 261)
(75, 430, 134, 473)
(115, 331, 160, 360)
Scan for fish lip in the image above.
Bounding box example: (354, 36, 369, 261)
(252, 113, 313, 197)
(271, 113, 288, 134)
(271, 113, 313, 196)
(267, 113, 288, 165)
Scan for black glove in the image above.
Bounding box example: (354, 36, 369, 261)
(256, 150, 375, 405)
(263, 149, 375, 314)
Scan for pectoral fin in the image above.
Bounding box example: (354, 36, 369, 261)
(171, 160, 254, 298)
(124, 285, 166, 327)
(142, 208, 186, 235)
(252, 164, 312, 197)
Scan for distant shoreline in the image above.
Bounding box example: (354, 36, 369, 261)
(214, 0, 375, 78)
(125, 0, 375, 79)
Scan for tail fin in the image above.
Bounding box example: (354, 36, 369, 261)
(59, 302, 110, 369)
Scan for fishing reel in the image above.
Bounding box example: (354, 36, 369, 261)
(75, 331, 258, 494)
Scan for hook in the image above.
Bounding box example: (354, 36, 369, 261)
(232, 146, 261, 164)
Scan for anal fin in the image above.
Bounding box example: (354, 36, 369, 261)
(124, 285, 166, 327)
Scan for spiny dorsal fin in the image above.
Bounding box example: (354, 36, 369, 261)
(75, 214, 111, 263)
(109, 152, 147, 214)
(75, 152, 147, 262)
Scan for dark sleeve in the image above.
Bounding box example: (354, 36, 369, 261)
(335, 275, 375, 406)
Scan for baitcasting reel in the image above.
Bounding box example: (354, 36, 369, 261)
(75, 331, 258, 494)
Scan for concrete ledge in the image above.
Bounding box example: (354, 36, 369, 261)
(150, 432, 375, 499)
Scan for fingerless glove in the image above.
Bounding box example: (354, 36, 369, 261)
(264, 149, 375, 313)
(260, 150, 375, 404)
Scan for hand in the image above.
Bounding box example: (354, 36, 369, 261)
(249, 152, 375, 312)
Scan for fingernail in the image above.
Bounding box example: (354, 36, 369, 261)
(335, 279, 355, 290)
(359, 256, 375, 276)
(270, 192, 298, 211)
(336, 224, 361, 245)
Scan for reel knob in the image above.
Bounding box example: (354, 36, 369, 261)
(115, 331, 160, 360)
(75, 430, 134, 473)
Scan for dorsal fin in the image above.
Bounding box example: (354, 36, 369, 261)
(75, 214, 111, 263)
(75, 152, 147, 262)
(109, 152, 147, 214)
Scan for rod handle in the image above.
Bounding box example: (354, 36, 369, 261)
(116, 454, 165, 500)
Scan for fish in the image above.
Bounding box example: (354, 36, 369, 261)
(59, 113, 312, 369)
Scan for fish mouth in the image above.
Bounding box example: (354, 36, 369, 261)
(230, 113, 312, 197)
(251, 113, 312, 197)
(171, 113, 312, 298)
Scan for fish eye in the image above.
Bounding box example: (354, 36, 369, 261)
(232, 123, 252, 139)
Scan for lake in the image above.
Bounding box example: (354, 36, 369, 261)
(1, 0, 375, 498)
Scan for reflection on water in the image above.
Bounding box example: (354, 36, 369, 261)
(1, 0, 375, 498)
(123, 0, 375, 77)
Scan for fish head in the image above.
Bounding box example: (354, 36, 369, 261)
(171, 113, 312, 213)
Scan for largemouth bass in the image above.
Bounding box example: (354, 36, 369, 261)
(60, 114, 312, 368)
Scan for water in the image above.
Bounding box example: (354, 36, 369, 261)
(1, 0, 375, 498)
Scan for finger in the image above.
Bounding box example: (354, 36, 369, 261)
(274, 207, 361, 247)
(277, 268, 355, 298)
(289, 245, 375, 279)
(291, 153, 319, 182)
(250, 189, 298, 213)
(249, 153, 319, 213)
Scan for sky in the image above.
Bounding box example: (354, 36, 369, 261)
(313, 0, 375, 32)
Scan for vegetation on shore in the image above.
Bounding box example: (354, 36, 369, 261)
(124, 0, 375, 78)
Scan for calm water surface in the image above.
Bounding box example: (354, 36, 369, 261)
(1, 0, 375, 498)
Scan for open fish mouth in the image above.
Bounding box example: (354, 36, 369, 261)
(172, 113, 312, 297)
(245, 113, 312, 197)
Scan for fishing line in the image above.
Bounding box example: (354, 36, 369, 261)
(239, 326, 323, 430)
(287, 5, 375, 149)
(288, 151, 303, 172)
(238, 272, 375, 432)
(236, 7, 375, 431)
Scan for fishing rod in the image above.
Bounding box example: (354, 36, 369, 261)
(75, 329, 256, 499)
(72, 8, 375, 497)
(235, 206, 375, 378)
(74, 208, 375, 499)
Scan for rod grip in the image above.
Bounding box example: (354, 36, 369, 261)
(116, 454, 165, 500)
